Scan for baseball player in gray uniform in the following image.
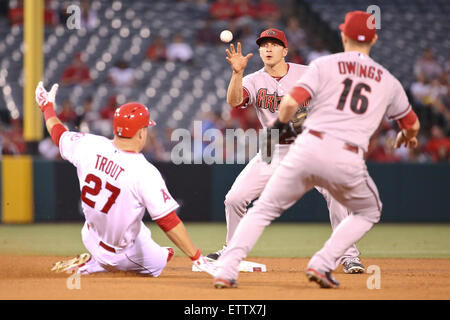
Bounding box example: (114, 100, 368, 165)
(207, 28, 364, 274)
(213, 11, 420, 288)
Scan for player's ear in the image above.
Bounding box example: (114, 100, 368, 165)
(283, 46, 288, 58)
(140, 127, 147, 139)
(370, 34, 378, 46)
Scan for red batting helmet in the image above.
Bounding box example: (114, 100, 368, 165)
(113, 102, 156, 138)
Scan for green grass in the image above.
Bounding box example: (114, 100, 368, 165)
(0, 222, 449, 258)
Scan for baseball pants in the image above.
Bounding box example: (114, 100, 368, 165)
(216, 131, 381, 281)
(79, 221, 170, 276)
(224, 143, 360, 266)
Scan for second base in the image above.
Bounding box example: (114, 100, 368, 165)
(192, 260, 267, 273)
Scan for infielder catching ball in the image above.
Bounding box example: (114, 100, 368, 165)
(213, 11, 420, 288)
(36, 82, 216, 276)
(207, 28, 364, 274)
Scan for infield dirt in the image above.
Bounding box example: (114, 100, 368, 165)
(0, 255, 449, 300)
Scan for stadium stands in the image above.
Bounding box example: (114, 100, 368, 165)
(0, 0, 448, 162)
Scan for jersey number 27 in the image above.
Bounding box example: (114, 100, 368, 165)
(81, 173, 121, 214)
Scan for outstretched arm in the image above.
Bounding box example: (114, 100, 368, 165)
(155, 211, 216, 275)
(225, 42, 253, 107)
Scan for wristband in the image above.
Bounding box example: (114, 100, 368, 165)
(42, 102, 57, 121)
(190, 249, 201, 261)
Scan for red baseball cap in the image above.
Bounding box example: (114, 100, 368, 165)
(339, 11, 376, 43)
(256, 28, 288, 48)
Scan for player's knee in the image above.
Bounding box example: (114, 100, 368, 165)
(224, 190, 246, 211)
(358, 205, 382, 224)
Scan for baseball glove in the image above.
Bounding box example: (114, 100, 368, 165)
(290, 106, 308, 135)
(261, 107, 308, 164)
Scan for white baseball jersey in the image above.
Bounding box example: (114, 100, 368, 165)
(59, 131, 179, 249)
(242, 63, 309, 128)
(296, 51, 411, 151)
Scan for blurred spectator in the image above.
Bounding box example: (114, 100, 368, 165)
(147, 36, 168, 62)
(410, 73, 430, 104)
(0, 134, 20, 155)
(195, 19, 219, 46)
(38, 136, 61, 159)
(8, 0, 23, 25)
(285, 16, 308, 51)
(58, 99, 78, 130)
(424, 79, 448, 107)
(414, 48, 443, 82)
(307, 39, 331, 63)
(1, 118, 26, 155)
(44, 0, 58, 27)
(209, 0, 234, 21)
(99, 95, 118, 121)
(366, 121, 401, 163)
(255, 0, 281, 22)
(76, 96, 100, 133)
(167, 34, 194, 64)
(80, 0, 98, 30)
(408, 146, 431, 163)
(366, 133, 400, 163)
(287, 44, 306, 65)
(8, 0, 69, 27)
(61, 53, 91, 86)
(233, 0, 256, 26)
(424, 125, 450, 162)
(96, 95, 119, 138)
(108, 60, 136, 88)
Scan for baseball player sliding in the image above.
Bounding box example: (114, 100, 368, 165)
(36, 82, 216, 277)
(213, 11, 420, 289)
(207, 28, 364, 274)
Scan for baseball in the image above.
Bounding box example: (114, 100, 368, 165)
(220, 30, 233, 43)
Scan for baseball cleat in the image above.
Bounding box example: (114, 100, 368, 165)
(213, 278, 238, 289)
(165, 247, 175, 262)
(342, 257, 365, 274)
(51, 253, 91, 273)
(206, 245, 227, 261)
(306, 268, 340, 289)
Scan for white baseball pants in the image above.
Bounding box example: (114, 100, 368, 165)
(217, 131, 381, 281)
(78, 221, 170, 276)
(224, 144, 360, 265)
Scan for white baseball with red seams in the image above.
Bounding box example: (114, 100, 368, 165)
(220, 30, 233, 43)
(59, 131, 178, 276)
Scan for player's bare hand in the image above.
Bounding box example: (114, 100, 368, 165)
(394, 131, 418, 149)
(225, 42, 253, 74)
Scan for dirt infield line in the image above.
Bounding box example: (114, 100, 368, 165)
(0, 255, 449, 300)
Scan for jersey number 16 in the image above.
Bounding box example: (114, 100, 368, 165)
(336, 78, 371, 114)
(81, 173, 121, 214)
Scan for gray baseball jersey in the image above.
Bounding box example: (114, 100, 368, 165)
(242, 63, 309, 127)
(297, 51, 410, 151)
